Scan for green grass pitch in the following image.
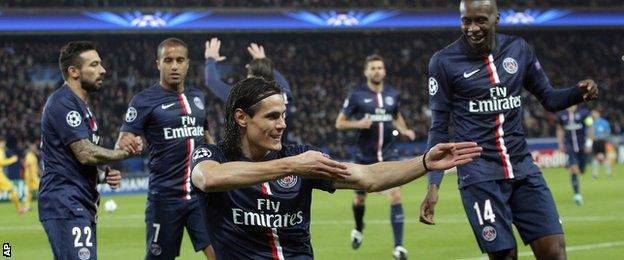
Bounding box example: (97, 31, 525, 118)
(1, 165, 623, 259)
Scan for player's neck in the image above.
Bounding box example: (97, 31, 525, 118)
(66, 80, 89, 103)
(240, 138, 271, 161)
(367, 81, 384, 93)
(160, 81, 185, 93)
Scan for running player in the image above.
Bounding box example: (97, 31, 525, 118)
(335, 54, 415, 259)
(556, 105, 590, 205)
(190, 77, 481, 259)
(20, 141, 41, 213)
(117, 38, 215, 259)
(419, 1, 598, 258)
(0, 136, 21, 213)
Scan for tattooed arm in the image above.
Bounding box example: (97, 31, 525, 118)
(70, 139, 131, 165)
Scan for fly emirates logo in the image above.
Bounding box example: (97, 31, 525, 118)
(164, 116, 204, 140)
(232, 199, 304, 228)
(469, 86, 521, 113)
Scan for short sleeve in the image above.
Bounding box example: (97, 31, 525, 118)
(46, 97, 90, 146)
(120, 95, 150, 135)
(340, 91, 358, 117)
(191, 144, 226, 172)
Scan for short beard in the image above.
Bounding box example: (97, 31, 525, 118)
(81, 78, 101, 93)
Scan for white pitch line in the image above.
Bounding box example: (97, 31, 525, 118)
(458, 241, 624, 260)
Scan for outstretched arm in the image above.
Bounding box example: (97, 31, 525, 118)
(332, 142, 481, 192)
(192, 151, 350, 192)
(70, 139, 133, 166)
(204, 37, 230, 102)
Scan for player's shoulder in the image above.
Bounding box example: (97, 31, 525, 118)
(192, 144, 225, 164)
(44, 85, 79, 111)
(431, 37, 464, 62)
(499, 33, 530, 49)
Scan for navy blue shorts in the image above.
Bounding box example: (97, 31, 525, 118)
(566, 148, 586, 173)
(145, 199, 211, 259)
(41, 218, 97, 260)
(460, 174, 563, 253)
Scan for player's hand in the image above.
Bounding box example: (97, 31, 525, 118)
(401, 129, 416, 141)
(205, 37, 226, 61)
(290, 151, 350, 180)
(247, 42, 266, 60)
(558, 144, 566, 153)
(425, 142, 482, 170)
(578, 79, 598, 101)
(117, 135, 143, 156)
(419, 185, 439, 225)
(358, 118, 373, 129)
(105, 167, 122, 189)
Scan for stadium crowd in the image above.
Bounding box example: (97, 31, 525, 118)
(1, 30, 622, 159)
(2, 0, 623, 8)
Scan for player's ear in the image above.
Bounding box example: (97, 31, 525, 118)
(234, 108, 248, 128)
(495, 12, 500, 25)
(68, 66, 80, 79)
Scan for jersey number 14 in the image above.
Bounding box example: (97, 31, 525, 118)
(473, 199, 496, 225)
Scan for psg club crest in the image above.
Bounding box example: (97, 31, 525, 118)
(66, 111, 82, 127)
(277, 175, 298, 189)
(428, 77, 438, 96)
(482, 226, 497, 242)
(502, 57, 518, 74)
(150, 244, 162, 256)
(77, 247, 90, 260)
(193, 97, 205, 110)
(384, 96, 395, 106)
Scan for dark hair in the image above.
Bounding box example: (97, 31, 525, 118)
(157, 37, 188, 59)
(363, 54, 384, 70)
(246, 58, 274, 81)
(58, 41, 96, 80)
(219, 77, 283, 161)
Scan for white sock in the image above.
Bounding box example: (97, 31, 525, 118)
(592, 159, 599, 176)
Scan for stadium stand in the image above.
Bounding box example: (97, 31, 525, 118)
(1, 30, 622, 160)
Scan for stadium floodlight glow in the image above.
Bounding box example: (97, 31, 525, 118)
(500, 9, 571, 25)
(83, 11, 211, 28)
(284, 10, 400, 27)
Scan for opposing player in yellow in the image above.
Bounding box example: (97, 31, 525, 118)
(0, 137, 21, 212)
(20, 142, 40, 214)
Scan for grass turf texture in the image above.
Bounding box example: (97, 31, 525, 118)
(1, 165, 623, 259)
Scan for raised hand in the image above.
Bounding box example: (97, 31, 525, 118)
(247, 42, 266, 60)
(205, 37, 226, 61)
(425, 142, 482, 170)
(578, 79, 598, 101)
(290, 151, 350, 180)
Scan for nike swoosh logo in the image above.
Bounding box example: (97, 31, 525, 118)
(364, 99, 373, 103)
(463, 69, 480, 78)
(161, 103, 175, 109)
